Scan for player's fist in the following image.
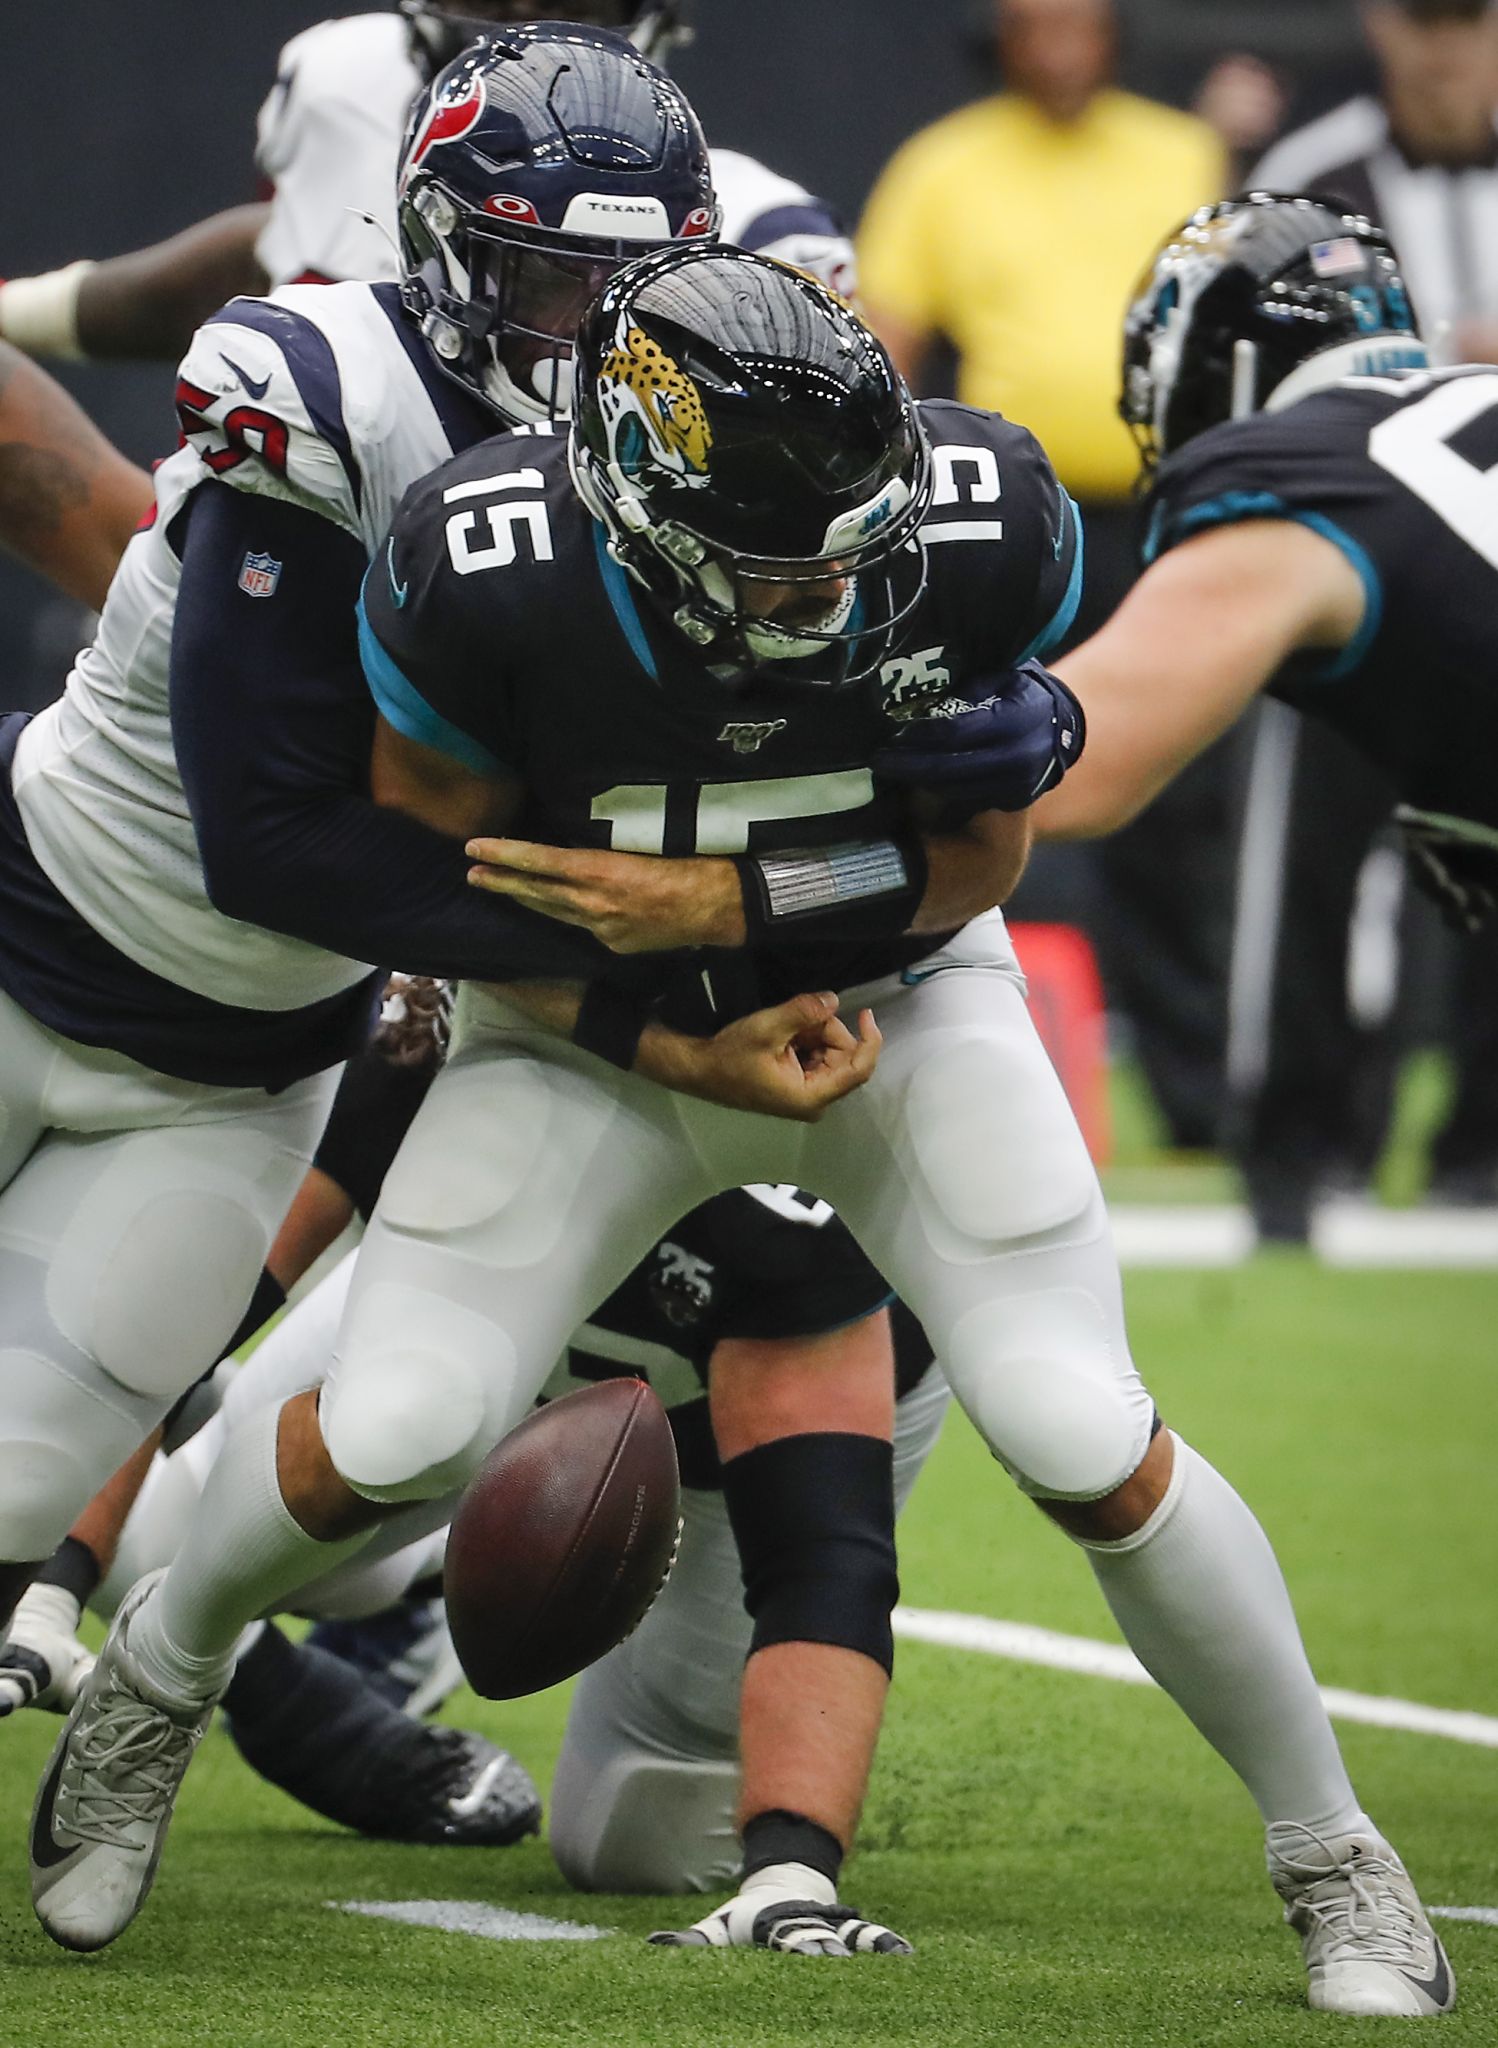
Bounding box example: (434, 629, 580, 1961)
(875, 662, 1086, 823)
(0, 1583, 95, 1717)
(649, 1862, 912, 1956)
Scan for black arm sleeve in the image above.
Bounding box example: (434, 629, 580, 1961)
(168, 482, 615, 984)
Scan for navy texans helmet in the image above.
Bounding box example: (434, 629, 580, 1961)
(572, 244, 933, 685)
(400, 2, 688, 79)
(398, 24, 717, 425)
(1122, 192, 1427, 468)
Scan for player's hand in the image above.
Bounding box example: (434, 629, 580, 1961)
(1396, 805, 1498, 934)
(0, 1583, 95, 1717)
(875, 662, 1085, 824)
(649, 1867, 912, 1955)
(642, 992, 881, 1122)
(466, 838, 746, 952)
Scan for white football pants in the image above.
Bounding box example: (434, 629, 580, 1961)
(321, 912, 1155, 1512)
(0, 984, 334, 1560)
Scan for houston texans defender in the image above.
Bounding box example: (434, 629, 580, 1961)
(0, 3, 856, 363)
(50, 250, 1443, 2013)
(1044, 192, 1498, 949)
(0, 29, 729, 1646)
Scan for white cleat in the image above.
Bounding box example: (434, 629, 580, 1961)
(1268, 1823, 1457, 2018)
(30, 1570, 221, 1953)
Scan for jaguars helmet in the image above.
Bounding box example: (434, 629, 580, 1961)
(398, 24, 716, 426)
(571, 244, 933, 684)
(401, 2, 688, 80)
(1122, 192, 1428, 468)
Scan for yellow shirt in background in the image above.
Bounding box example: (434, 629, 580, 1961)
(858, 90, 1225, 501)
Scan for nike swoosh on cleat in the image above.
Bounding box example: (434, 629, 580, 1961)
(31, 1745, 77, 1870)
(447, 1752, 510, 1819)
(219, 352, 272, 401)
(1402, 1947, 1454, 2008)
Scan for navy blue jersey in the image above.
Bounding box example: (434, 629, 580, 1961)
(358, 399, 1081, 1008)
(1147, 366, 1498, 830)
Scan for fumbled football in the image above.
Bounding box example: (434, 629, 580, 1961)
(444, 1378, 681, 1700)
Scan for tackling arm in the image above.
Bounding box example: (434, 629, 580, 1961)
(0, 343, 151, 607)
(1038, 519, 1366, 839)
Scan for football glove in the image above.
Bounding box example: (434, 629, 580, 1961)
(873, 661, 1086, 826)
(0, 1582, 95, 1717)
(648, 1861, 913, 1957)
(1396, 804, 1498, 935)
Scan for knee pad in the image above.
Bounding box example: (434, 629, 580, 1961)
(46, 1133, 275, 1402)
(0, 1345, 139, 1558)
(0, 1366, 95, 1560)
(322, 1284, 513, 1504)
(550, 1753, 742, 1896)
(723, 1433, 899, 1673)
(946, 1289, 1155, 1502)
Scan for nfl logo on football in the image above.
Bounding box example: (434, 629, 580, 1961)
(238, 550, 282, 598)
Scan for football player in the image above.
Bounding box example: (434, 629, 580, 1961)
(46, 249, 1448, 2015)
(0, 31, 857, 1661)
(1037, 191, 1497, 953)
(0, 3, 855, 362)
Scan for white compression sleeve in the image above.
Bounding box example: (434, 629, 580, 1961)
(1079, 1435, 1369, 1838)
(0, 261, 95, 359)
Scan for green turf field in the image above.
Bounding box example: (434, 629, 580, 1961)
(1, 1259, 1493, 2046)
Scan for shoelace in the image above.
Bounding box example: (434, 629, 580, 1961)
(61, 1686, 198, 1850)
(1275, 1829, 1427, 1968)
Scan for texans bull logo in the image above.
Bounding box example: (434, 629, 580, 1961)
(598, 323, 713, 482)
(403, 72, 484, 181)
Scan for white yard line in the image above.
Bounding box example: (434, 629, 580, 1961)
(892, 1607, 1498, 1749)
(329, 1899, 611, 1942)
(1430, 1907, 1498, 1928)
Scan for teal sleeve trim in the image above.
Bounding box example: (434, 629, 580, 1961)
(1144, 490, 1382, 682)
(592, 522, 659, 682)
(356, 583, 508, 777)
(1019, 491, 1085, 662)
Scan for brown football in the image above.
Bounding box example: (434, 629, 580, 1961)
(443, 1378, 681, 1700)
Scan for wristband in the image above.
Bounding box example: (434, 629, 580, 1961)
(572, 978, 652, 1071)
(734, 835, 928, 946)
(0, 260, 95, 359)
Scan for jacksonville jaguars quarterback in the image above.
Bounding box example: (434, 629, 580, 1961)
(0, 27, 730, 1643)
(54, 245, 1448, 2015)
(1043, 191, 1497, 944)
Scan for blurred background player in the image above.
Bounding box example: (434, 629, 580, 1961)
(858, 0, 1236, 1156)
(0, 2, 856, 366)
(1224, 0, 1498, 1232)
(1040, 191, 1497, 1302)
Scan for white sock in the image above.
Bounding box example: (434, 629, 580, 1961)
(1079, 1435, 1370, 1838)
(130, 1403, 372, 1705)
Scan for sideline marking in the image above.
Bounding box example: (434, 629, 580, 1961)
(1106, 1202, 1498, 1269)
(892, 1608, 1498, 1750)
(1431, 1907, 1498, 1929)
(330, 1899, 612, 1942)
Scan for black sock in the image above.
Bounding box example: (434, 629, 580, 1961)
(34, 1536, 100, 1608)
(741, 1808, 845, 1889)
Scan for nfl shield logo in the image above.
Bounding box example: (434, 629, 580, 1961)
(238, 550, 282, 598)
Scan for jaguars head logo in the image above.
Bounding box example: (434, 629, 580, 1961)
(597, 323, 713, 483)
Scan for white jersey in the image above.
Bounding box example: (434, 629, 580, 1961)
(9, 282, 474, 1020)
(253, 11, 857, 294)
